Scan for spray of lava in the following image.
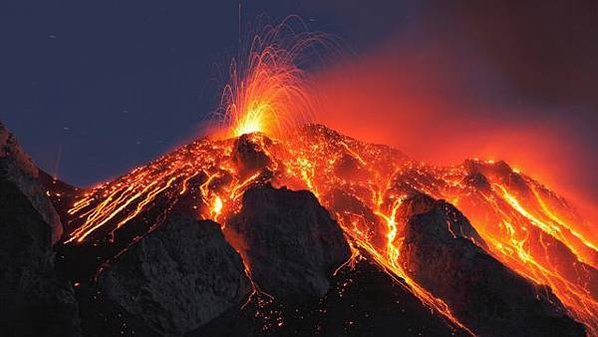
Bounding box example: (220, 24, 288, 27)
(211, 17, 329, 139)
(59, 19, 598, 336)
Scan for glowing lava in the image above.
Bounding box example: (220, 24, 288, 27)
(62, 124, 598, 336)
(212, 17, 325, 138)
(59, 19, 598, 337)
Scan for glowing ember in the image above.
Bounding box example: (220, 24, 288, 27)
(211, 17, 327, 138)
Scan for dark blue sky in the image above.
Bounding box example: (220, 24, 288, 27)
(1, 1, 597, 202)
(0, 1, 415, 185)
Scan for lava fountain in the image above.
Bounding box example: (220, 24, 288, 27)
(211, 17, 329, 139)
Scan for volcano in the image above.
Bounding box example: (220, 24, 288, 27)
(1, 119, 597, 337)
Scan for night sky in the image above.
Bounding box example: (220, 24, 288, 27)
(1, 1, 597, 208)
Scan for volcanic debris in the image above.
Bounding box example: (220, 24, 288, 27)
(98, 215, 252, 337)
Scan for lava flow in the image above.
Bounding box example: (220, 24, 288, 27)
(59, 19, 598, 337)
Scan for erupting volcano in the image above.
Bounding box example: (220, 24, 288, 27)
(2, 17, 597, 337)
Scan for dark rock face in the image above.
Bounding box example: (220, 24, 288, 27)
(397, 194, 487, 250)
(195, 258, 468, 337)
(228, 184, 352, 304)
(399, 194, 586, 337)
(0, 123, 80, 336)
(38, 170, 84, 232)
(99, 215, 252, 337)
(0, 122, 62, 243)
(326, 188, 387, 249)
(232, 134, 272, 177)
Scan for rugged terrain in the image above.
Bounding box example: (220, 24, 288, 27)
(1, 121, 597, 337)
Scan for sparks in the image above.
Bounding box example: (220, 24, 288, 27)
(211, 16, 334, 138)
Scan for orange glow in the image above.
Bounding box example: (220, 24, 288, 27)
(63, 125, 598, 335)
(211, 195, 223, 218)
(310, 39, 598, 228)
(211, 17, 327, 138)
(61, 23, 598, 336)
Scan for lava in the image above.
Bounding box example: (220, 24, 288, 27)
(59, 19, 598, 337)
(62, 124, 598, 335)
(210, 17, 329, 139)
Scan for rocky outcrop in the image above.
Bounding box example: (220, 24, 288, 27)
(38, 170, 84, 232)
(399, 194, 586, 337)
(0, 122, 62, 243)
(228, 184, 351, 304)
(232, 134, 272, 177)
(325, 188, 388, 249)
(98, 215, 251, 337)
(194, 258, 469, 337)
(0, 124, 80, 336)
(396, 194, 487, 249)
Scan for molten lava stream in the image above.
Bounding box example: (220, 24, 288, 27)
(276, 130, 598, 335)
(341, 208, 475, 336)
(438, 166, 598, 336)
(270, 134, 475, 334)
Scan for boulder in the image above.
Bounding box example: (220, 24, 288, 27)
(232, 134, 272, 177)
(228, 184, 351, 304)
(0, 123, 80, 337)
(0, 122, 62, 243)
(99, 215, 251, 337)
(399, 194, 586, 337)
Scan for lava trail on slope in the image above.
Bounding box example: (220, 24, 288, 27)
(49, 124, 598, 336)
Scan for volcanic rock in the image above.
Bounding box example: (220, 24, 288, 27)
(232, 133, 272, 177)
(399, 194, 586, 337)
(397, 194, 487, 250)
(228, 184, 352, 304)
(0, 123, 80, 336)
(464, 159, 529, 194)
(462, 172, 492, 192)
(98, 214, 252, 337)
(195, 257, 469, 337)
(326, 188, 387, 248)
(333, 154, 369, 181)
(457, 171, 598, 297)
(0, 122, 62, 243)
(38, 170, 84, 230)
(464, 159, 513, 179)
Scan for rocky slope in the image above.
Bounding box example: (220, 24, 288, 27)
(228, 184, 351, 304)
(0, 123, 80, 337)
(0, 121, 594, 337)
(99, 216, 251, 337)
(399, 194, 586, 337)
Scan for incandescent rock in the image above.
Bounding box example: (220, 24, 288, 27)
(228, 184, 351, 304)
(99, 215, 251, 337)
(0, 123, 80, 336)
(399, 194, 586, 337)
